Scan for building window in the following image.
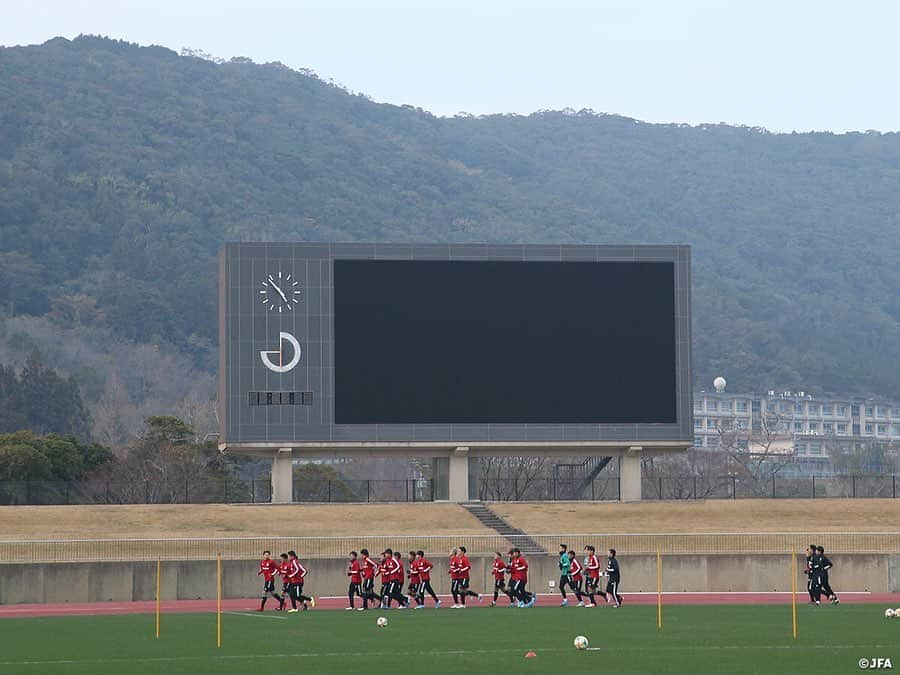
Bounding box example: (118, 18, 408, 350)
(822, 405, 833, 416)
(793, 422, 803, 432)
(694, 436, 704, 448)
(877, 424, 888, 435)
(693, 399, 703, 412)
(707, 419, 717, 430)
(866, 406, 874, 417)
(865, 423, 874, 434)
(893, 425, 900, 436)
(808, 404, 819, 416)
(853, 424, 860, 435)
(707, 400, 718, 412)
(794, 403, 803, 414)
(720, 401, 732, 412)
(823, 423, 833, 433)
(837, 405, 848, 416)
(767, 403, 776, 413)
(735, 400, 748, 413)
(694, 419, 703, 429)
(877, 407, 886, 418)
(837, 423, 847, 434)
(779, 403, 789, 413)
(808, 422, 819, 433)
(737, 419, 747, 430)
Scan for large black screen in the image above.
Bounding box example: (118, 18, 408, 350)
(333, 259, 676, 425)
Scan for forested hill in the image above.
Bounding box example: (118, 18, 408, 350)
(1, 35, 899, 440)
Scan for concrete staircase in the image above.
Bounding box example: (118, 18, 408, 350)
(461, 502, 545, 554)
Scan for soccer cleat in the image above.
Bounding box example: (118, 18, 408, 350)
(586, 603, 596, 608)
(414, 604, 424, 610)
(517, 601, 524, 608)
(477, 594, 483, 602)
(526, 597, 536, 608)
(357, 607, 366, 611)
(435, 600, 442, 609)
(560, 599, 568, 607)
(310, 596, 316, 608)
(832, 596, 840, 605)
(577, 601, 585, 607)
(287, 608, 299, 613)
(345, 607, 354, 610)
(489, 601, 496, 607)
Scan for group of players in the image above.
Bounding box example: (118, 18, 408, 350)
(257, 543, 625, 612)
(805, 544, 840, 606)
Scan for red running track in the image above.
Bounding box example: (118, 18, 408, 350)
(2, 592, 900, 619)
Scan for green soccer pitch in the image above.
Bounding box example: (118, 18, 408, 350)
(0, 606, 896, 674)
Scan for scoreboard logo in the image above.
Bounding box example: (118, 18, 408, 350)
(260, 331, 302, 373)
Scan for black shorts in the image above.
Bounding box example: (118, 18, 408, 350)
(263, 579, 275, 593)
(586, 576, 600, 590)
(408, 582, 419, 595)
(282, 582, 291, 594)
(606, 578, 620, 595)
(494, 578, 507, 590)
(460, 578, 470, 589)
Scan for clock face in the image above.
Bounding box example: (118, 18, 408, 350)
(259, 271, 301, 312)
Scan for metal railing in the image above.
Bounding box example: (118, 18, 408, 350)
(1, 532, 898, 563)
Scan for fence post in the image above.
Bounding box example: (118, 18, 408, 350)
(251, 477, 256, 504)
(658, 476, 663, 499)
(367, 480, 371, 503)
(772, 475, 776, 499)
(591, 479, 595, 501)
(185, 477, 189, 504)
(693, 476, 698, 499)
(852, 475, 856, 498)
(223, 480, 228, 504)
(894, 475, 897, 499)
(731, 475, 736, 499)
(327, 480, 332, 502)
(812, 475, 816, 498)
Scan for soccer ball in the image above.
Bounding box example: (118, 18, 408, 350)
(895, 608, 900, 617)
(376, 616, 388, 628)
(886, 608, 895, 618)
(573, 635, 589, 650)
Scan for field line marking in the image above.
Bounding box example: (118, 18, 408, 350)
(223, 611, 289, 620)
(2, 644, 899, 667)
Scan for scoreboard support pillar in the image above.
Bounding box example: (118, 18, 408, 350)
(272, 448, 294, 503)
(619, 446, 643, 501)
(448, 446, 470, 502)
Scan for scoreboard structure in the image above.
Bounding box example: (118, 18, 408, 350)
(219, 243, 693, 502)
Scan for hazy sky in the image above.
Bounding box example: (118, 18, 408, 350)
(3, 0, 898, 132)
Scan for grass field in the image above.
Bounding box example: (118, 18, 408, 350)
(0, 604, 896, 674)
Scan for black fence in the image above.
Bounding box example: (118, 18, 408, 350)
(0, 478, 434, 505)
(0, 475, 897, 505)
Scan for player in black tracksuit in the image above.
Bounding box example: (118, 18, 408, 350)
(814, 545, 839, 605)
(804, 544, 817, 603)
(605, 548, 623, 607)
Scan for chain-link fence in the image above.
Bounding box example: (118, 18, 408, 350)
(2, 531, 898, 563)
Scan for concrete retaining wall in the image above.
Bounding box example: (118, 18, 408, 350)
(1, 554, 896, 605)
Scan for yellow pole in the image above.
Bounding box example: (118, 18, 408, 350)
(155, 559, 161, 639)
(216, 555, 222, 648)
(790, 547, 797, 638)
(656, 546, 662, 630)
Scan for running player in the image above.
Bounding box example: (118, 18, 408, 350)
(558, 544, 572, 606)
(378, 550, 392, 607)
(489, 551, 515, 607)
(456, 546, 481, 607)
(566, 549, 585, 607)
(583, 545, 601, 607)
(256, 550, 284, 611)
(414, 550, 441, 608)
(286, 550, 316, 612)
(277, 553, 293, 610)
(449, 548, 462, 608)
(815, 545, 840, 606)
(406, 551, 420, 607)
(358, 548, 380, 611)
(347, 550, 362, 610)
(804, 544, 817, 604)
(604, 548, 622, 607)
(509, 548, 534, 607)
(387, 550, 409, 608)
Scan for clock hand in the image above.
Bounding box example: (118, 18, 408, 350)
(268, 276, 288, 303)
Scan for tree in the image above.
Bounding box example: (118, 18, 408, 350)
(478, 456, 549, 501)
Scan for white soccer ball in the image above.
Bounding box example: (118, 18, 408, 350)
(886, 608, 896, 618)
(573, 635, 589, 650)
(376, 616, 388, 628)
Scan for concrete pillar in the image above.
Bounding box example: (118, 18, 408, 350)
(448, 446, 470, 502)
(272, 448, 293, 503)
(619, 446, 643, 501)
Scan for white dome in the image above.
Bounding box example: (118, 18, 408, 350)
(713, 376, 727, 392)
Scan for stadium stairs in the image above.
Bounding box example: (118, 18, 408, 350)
(461, 503, 545, 554)
(552, 456, 613, 499)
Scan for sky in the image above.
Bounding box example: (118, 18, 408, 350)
(3, 0, 899, 132)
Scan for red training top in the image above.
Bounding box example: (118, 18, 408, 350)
(585, 553, 601, 579)
(348, 559, 362, 584)
(362, 556, 378, 580)
(492, 558, 507, 581)
(258, 558, 278, 581)
(510, 556, 528, 582)
(568, 557, 583, 582)
(417, 558, 433, 582)
(457, 555, 471, 580)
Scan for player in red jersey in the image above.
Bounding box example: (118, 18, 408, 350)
(583, 545, 601, 607)
(414, 550, 441, 608)
(256, 550, 284, 611)
(392, 551, 410, 609)
(358, 548, 380, 611)
(489, 551, 516, 607)
(448, 547, 462, 607)
(566, 550, 586, 606)
(277, 553, 292, 608)
(347, 551, 362, 610)
(455, 546, 481, 607)
(285, 550, 316, 613)
(509, 548, 534, 607)
(407, 551, 420, 607)
(380, 549, 408, 608)
(378, 551, 392, 608)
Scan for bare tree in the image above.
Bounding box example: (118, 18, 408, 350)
(478, 456, 549, 501)
(715, 411, 795, 496)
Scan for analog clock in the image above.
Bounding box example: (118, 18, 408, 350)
(259, 271, 301, 312)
